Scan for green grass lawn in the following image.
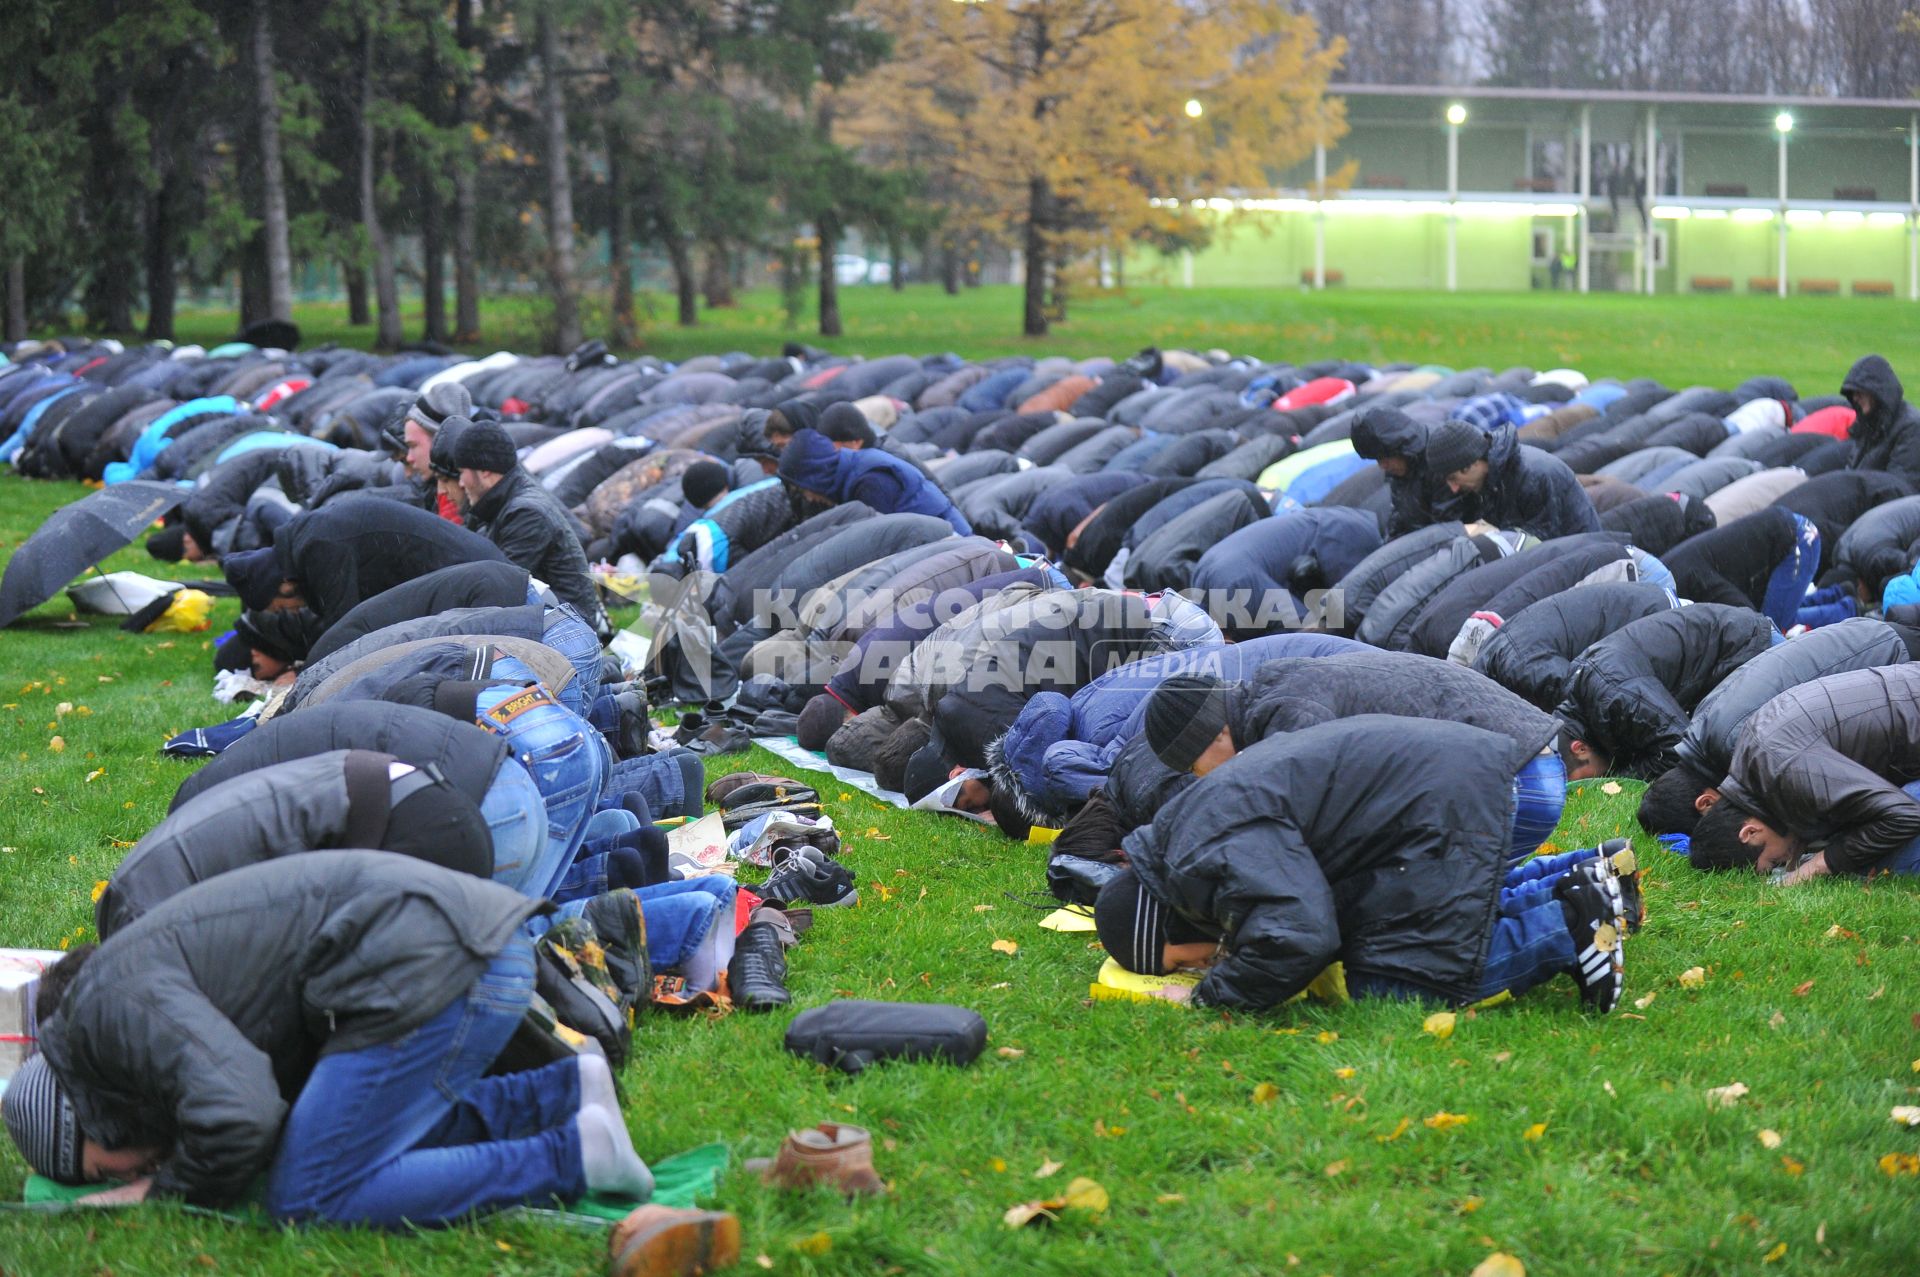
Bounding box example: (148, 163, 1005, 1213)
(150, 283, 1899, 397)
(1, 479, 1919, 1265)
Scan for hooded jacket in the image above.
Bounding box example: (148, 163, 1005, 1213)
(275, 496, 507, 624)
(1332, 521, 1468, 636)
(1020, 471, 1144, 558)
(1675, 617, 1910, 784)
(1841, 355, 1920, 484)
(827, 567, 1056, 713)
(1718, 665, 1920, 872)
(290, 606, 549, 708)
(1189, 508, 1384, 639)
(1829, 493, 1920, 595)
(463, 466, 602, 625)
(1772, 470, 1915, 573)
(1122, 486, 1271, 593)
(1471, 425, 1602, 540)
(664, 477, 800, 575)
(1350, 406, 1466, 537)
(37, 854, 542, 1207)
(101, 751, 491, 936)
(1597, 494, 1715, 558)
(1663, 508, 1801, 609)
(986, 634, 1361, 824)
(1122, 717, 1530, 1010)
(1555, 603, 1774, 778)
(778, 428, 970, 534)
(1472, 581, 1676, 709)
(168, 700, 508, 814)
(1403, 533, 1630, 660)
(307, 561, 533, 666)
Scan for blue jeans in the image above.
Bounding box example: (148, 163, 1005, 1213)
(543, 865, 735, 959)
(477, 659, 609, 895)
(542, 605, 603, 713)
(1760, 513, 1822, 630)
(1508, 752, 1567, 867)
(478, 757, 556, 898)
(605, 750, 704, 819)
(265, 935, 585, 1226)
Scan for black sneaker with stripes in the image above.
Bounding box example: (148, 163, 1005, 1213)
(1554, 860, 1626, 1013)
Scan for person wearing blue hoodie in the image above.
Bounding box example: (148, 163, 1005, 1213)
(777, 427, 972, 535)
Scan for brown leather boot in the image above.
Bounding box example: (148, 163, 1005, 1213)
(607, 1205, 741, 1277)
(743, 1122, 887, 1196)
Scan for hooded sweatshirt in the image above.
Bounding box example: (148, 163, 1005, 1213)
(1842, 355, 1920, 484)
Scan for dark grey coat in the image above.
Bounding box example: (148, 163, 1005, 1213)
(39, 854, 542, 1206)
(1243, 651, 1559, 758)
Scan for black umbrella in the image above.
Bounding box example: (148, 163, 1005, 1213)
(0, 481, 189, 627)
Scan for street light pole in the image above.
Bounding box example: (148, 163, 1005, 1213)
(1446, 103, 1465, 292)
(1776, 111, 1792, 299)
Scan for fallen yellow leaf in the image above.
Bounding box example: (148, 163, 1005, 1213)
(1600, 780, 1623, 795)
(1062, 1177, 1108, 1214)
(973, 904, 994, 912)
(1423, 1011, 1456, 1041)
(1424, 1111, 1472, 1131)
(1457, 1195, 1484, 1214)
(1470, 1252, 1524, 1277)
(1633, 991, 1657, 1010)
(997, 1047, 1025, 1060)
(1678, 966, 1706, 989)
(1002, 1202, 1049, 1229)
(1523, 1123, 1547, 1142)
(1762, 1241, 1787, 1264)
(1377, 1116, 1411, 1143)
(1792, 979, 1815, 997)
(1880, 1152, 1920, 1176)
(991, 939, 1019, 956)
(1252, 1082, 1281, 1105)
(90, 880, 107, 903)
(1323, 1159, 1349, 1177)
(1034, 1159, 1064, 1179)
(1758, 1129, 1783, 1149)
(1156, 1193, 1186, 1204)
(793, 1231, 833, 1255)
(1315, 1030, 1339, 1045)
(1891, 1106, 1920, 1128)
(989, 1157, 1007, 1173)
(755, 1256, 774, 1270)
(1780, 1155, 1805, 1176)
(47, 736, 64, 753)
(1334, 1067, 1356, 1080)
(1707, 1082, 1750, 1108)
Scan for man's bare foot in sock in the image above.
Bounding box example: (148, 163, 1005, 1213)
(577, 1106, 655, 1200)
(579, 1049, 622, 1115)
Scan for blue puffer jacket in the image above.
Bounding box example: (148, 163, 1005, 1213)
(986, 632, 1364, 824)
(1190, 507, 1385, 638)
(778, 428, 971, 535)
(103, 396, 243, 484)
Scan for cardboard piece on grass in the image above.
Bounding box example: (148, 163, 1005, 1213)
(0, 950, 66, 1080)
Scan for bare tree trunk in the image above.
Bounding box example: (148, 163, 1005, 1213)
(607, 142, 635, 348)
(817, 216, 843, 337)
(4, 258, 25, 342)
(420, 169, 447, 344)
(452, 0, 481, 342)
(888, 231, 904, 292)
(702, 243, 735, 308)
(361, 22, 403, 351)
(240, 242, 269, 329)
(144, 175, 181, 340)
(1022, 178, 1049, 337)
(252, 0, 293, 322)
(537, 4, 580, 354)
(344, 261, 370, 325)
(940, 243, 960, 295)
(667, 236, 697, 327)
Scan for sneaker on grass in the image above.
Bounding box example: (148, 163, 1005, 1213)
(1555, 860, 1626, 1014)
(756, 846, 857, 909)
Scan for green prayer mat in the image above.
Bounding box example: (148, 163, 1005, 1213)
(21, 1141, 729, 1225)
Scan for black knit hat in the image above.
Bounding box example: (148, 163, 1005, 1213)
(222, 547, 285, 612)
(1094, 869, 1171, 976)
(681, 460, 731, 509)
(429, 416, 469, 479)
(1425, 419, 1490, 478)
(797, 693, 849, 751)
(451, 419, 519, 474)
(1144, 674, 1229, 771)
(146, 523, 187, 563)
(3, 1054, 82, 1184)
(234, 609, 309, 665)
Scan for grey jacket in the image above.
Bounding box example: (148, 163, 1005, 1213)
(1243, 651, 1558, 758)
(1720, 664, 1920, 872)
(1676, 617, 1909, 782)
(39, 854, 542, 1206)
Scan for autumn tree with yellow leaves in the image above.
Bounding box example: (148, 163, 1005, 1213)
(843, 0, 1346, 335)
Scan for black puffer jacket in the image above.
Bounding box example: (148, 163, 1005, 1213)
(465, 466, 603, 625)
(308, 561, 533, 665)
(1771, 470, 1914, 573)
(1350, 405, 1463, 537)
(1404, 533, 1629, 660)
(1062, 477, 1194, 582)
(101, 750, 491, 936)
(1675, 617, 1910, 783)
(1829, 494, 1920, 594)
(1663, 508, 1804, 609)
(1599, 493, 1716, 556)
(1241, 651, 1558, 757)
(1122, 716, 1528, 1010)
(1555, 603, 1773, 777)
(1469, 581, 1674, 710)
(169, 700, 507, 814)
(1841, 355, 1920, 484)
(38, 854, 541, 1206)
(1474, 425, 1602, 540)
(179, 448, 285, 553)
(276, 496, 507, 625)
(1720, 664, 1920, 872)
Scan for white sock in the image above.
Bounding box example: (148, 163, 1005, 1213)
(576, 1105, 654, 1200)
(577, 1050, 621, 1115)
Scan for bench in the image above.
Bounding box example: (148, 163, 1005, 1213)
(1301, 269, 1345, 286)
(1705, 183, 1749, 197)
(1749, 277, 1780, 293)
(1798, 279, 1840, 295)
(1690, 276, 1733, 292)
(1358, 175, 1408, 189)
(1854, 280, 1895, 297)
(1512, 178, 1559, 193)
(1835, 187, 1877, 201)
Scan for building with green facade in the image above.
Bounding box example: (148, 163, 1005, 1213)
(1156, 85, 1920, 298)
